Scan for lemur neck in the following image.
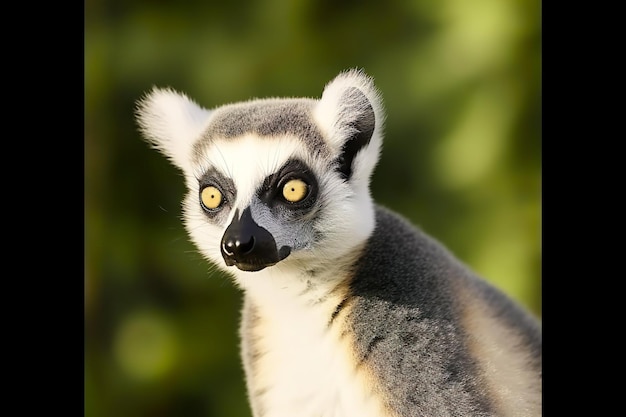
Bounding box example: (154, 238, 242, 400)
(234, 243, 365, 318)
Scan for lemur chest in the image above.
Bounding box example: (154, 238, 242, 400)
(243, 295, 391, 417)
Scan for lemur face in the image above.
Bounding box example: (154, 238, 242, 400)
(188, 129, 327, 272)
(136, 70, 385, 277)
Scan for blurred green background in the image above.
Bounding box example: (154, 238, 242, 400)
(85, 0, 541, 416)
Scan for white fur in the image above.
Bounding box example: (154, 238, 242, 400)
(193, 135, 306, 217)
(136, 87, 212, 171)
(242, 277, 392, 417)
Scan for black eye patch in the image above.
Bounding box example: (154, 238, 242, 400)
(197, 168, 237, 217)
(257, 159, 318, 209)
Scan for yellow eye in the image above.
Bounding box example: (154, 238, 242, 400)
(201, 186, 223, 209)
(282, 179, 308, 203)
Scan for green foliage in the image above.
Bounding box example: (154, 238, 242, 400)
(85, 0, 540, 415)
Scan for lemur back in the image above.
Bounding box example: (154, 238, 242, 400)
(136, 69, 542, 417)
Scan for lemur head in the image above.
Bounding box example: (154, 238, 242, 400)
(136, 70, 385, 286)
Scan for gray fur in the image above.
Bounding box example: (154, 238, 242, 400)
(342, 205, 541, 416)
(248, 195, 319, 253)
(193, 99, 331, 163)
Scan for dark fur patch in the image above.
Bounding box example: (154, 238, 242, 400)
(329, 296, 350, 326)
(192, 99, 330, 162)
(336, 88, 376, 180)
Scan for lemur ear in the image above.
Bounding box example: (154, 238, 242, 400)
(314, 69, 385, 181)
(135, 87, 212, 172)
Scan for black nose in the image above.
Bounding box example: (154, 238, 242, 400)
(221, 207, 287, 271)
(222, 234, 255, 257)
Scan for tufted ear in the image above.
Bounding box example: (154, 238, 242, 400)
(313, 69, 385, 181)
(135, 87, 212, 172)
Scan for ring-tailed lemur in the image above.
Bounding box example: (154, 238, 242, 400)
(136, 69, 541, 417)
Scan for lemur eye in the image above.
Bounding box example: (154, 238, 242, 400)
(282, 179, 308, 203)
(201, 186, 223, 209)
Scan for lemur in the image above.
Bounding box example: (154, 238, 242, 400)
(136, 69, 542, 417)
